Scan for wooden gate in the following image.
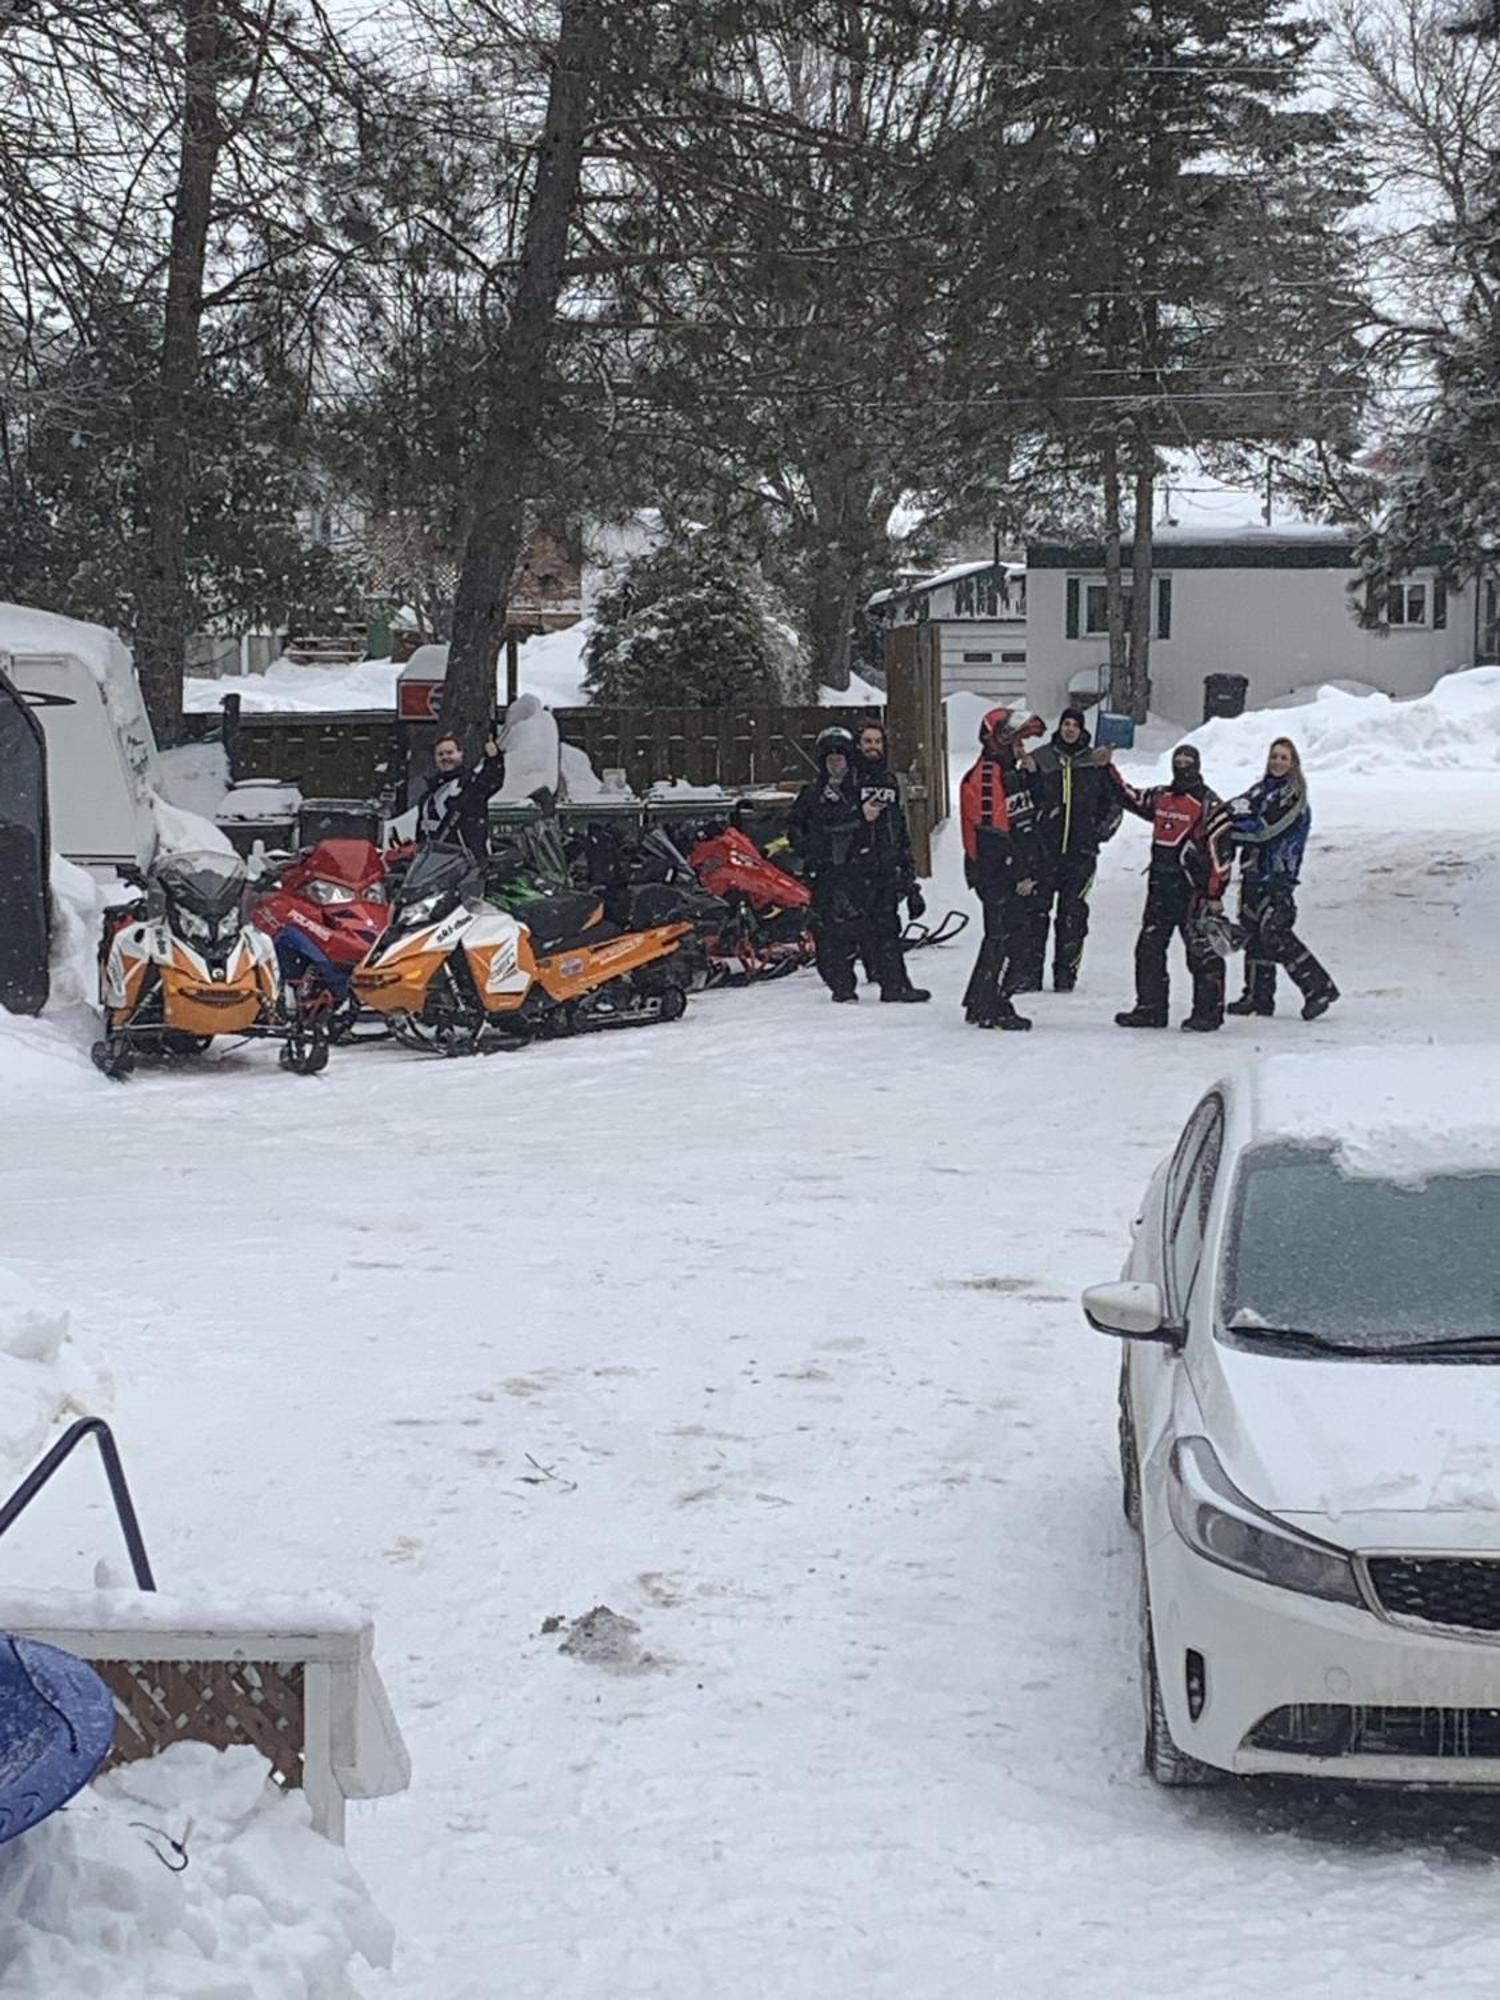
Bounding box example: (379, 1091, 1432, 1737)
(883, 623, 949, 875)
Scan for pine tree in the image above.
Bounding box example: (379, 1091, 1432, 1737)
(583, 540, 786, 706)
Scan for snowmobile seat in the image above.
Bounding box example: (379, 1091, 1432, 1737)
(520, 889, 617, 954)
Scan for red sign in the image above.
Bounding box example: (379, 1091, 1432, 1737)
(397, 679, 444, 722)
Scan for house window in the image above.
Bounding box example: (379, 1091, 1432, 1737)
(962, 651, 994, 663)
(1067, 576, 1172, 641)
(1388, 581, 1427, 627)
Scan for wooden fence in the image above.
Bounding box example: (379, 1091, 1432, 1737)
(187, 689, 949, 866)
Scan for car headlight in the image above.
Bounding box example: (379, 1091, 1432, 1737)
(1168, 1437, 1363, 1609)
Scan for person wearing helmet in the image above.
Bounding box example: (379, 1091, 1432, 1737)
(1224, 738, 1338, 1021)
(1022, 706, 1122, 992)
(1108, 744, 1230, 1031)
(958, 706, 1048, 1030)
(789, 725, 928, 1003)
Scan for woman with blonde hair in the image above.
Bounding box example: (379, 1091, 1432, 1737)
(1225, 737, 1338, 1021)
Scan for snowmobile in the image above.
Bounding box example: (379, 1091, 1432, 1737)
(251, 837, 391, 1038)
(554, 822, 734, 991)
(350, 841, 693, 1053)
(683, 822, 817, 982)
(92, 849, 329, 1080)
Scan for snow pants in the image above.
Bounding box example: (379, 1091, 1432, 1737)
(1024, 850, 1098, 990)
(812, 871, 906, 1000)
(1134, 871, 1224, 1024)
(1239, 882, 1333, 1013)
(962, 880, 1030, 1023)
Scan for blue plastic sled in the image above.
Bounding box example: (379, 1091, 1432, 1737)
(0, 1634, 116, 1846)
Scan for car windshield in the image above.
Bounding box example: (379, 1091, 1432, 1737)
(1220, 1143, 1500, 1354)
(152, 849, 247, 918)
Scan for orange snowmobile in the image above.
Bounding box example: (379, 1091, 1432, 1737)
(93, 849, 330, 1080)
(350, 842, 692, 1053)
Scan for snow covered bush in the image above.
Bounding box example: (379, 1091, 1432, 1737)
(584, 540, 806, 705)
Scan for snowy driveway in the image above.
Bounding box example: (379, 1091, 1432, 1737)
(6, 776, 1500, 1997)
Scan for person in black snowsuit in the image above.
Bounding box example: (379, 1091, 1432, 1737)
(851, 719, 928, 999)
(1225, 737, 1339, 1021)
(415, 731, 505, 861)
(1022, 706, 1122, 992)
(959, 706, 1048, 1031)
(1109, 743, 1231, 1032)
(789, 726, 929, 1003)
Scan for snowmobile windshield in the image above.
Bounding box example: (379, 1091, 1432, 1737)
(398, 843, 481, 909)
(1220, 1143, 1500, 1357)
(152, 849, 248, 920)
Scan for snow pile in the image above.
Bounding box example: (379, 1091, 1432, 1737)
(155, 740, 231, 821)
(0, 859, 115, 1092)
(1168, 667, 1500, 790)
(0, 1262, 107, 1480)
(1250, 1046, 1500, 1185)
(0, 1743, 392, 1999)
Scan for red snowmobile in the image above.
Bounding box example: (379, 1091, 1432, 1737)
(250, 837, 392, 1036)
(682, 823, 817, 983)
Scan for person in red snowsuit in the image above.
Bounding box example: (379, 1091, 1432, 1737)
(959, 706, 1047, 1030)
(1109, 744, 1231, 1032)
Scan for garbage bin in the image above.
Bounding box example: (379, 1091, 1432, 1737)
(1202, 674, 1249, 722)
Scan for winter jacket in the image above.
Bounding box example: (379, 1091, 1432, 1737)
(416, 749, 506, 859)
(789, 761, 875, 878)
(1228, 772, 1310, 887)
(852, 750, 916, 888)
(1030, 727, 1123, 861)
(960, 749, 1045, 894)
(1109, 764, 1230, 900)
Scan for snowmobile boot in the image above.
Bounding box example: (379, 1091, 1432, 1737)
(1053, 974, 1076, 993)
(1226, 995, 1271, 1018)
(831, 988, 860, 1004)
(1115, 1007, 1167, 1029)
(1302, 984, 1339, 1022)
(1180, 1014, 1222, 1033)
(881, 986, 931, 1003)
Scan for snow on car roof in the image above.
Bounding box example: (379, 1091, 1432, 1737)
(1244, 1047, 1500, 1185)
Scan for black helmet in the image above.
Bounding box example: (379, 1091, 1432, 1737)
(815, 726, 855, 761)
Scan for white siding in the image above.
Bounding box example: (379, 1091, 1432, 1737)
(1025, 559, 1476, 728)
(936, 621, 1027, 702)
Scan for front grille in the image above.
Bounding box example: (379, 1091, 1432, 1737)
(1247, 1705, 1500, 1760)
(1368, 1556, 1500, 1633)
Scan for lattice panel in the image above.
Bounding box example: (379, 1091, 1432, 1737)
(93, 1658, 307, 1792)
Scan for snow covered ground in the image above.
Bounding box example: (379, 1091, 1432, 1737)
(5, 680, 1500, 1995)
(183, 623, 885, 716)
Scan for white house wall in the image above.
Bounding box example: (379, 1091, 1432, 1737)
(1025, 556, 1476, 728)
(936, 622, 1027, 702)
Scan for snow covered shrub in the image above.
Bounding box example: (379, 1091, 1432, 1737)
(584, 540, 804, 705)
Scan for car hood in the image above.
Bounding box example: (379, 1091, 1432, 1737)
(1194, 1342, 1500, 1526)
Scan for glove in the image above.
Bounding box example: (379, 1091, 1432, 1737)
(906, 886, 926, 920)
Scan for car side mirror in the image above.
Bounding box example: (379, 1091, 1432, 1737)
(1082, 1280, 1183, 1347)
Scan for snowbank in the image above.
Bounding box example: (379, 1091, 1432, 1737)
(0, 859, 114, 1092)
(0, 1742, 392, 1999)
(1250, 1047, 1500, 1186)
(0, 1262, 108, 1483)
(185, 623, 598, 716)
(1162, 667, 1500, 790)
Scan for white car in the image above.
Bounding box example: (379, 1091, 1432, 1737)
(1087, 1047, 1500, 1787)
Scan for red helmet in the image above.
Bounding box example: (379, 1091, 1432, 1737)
(980, 706, 1044, 750)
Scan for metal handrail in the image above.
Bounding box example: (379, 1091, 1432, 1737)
(0, 1419, 156, 1592)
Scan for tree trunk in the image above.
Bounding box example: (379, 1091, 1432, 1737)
(1102, 431, 1128, 711)
(1127, 450, 1155, 725)
(442, 0, 600, 747)
(134, 0, 223, 748)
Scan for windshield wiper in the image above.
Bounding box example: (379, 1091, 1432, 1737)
(1226, 1325, 1382, 1357)
(1372, 1334, 1500, 1359)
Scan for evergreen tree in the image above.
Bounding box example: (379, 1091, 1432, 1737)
(584, 540, 788, 706)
